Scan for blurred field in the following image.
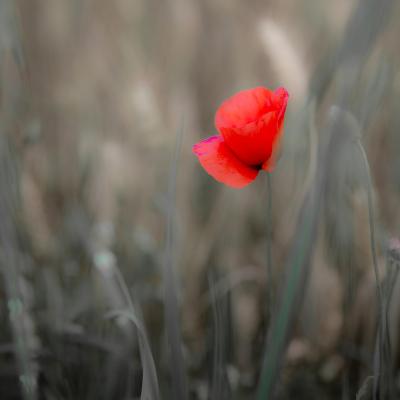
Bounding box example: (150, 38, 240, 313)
(1, 0, 400, 399)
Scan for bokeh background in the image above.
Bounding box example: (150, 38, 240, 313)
(1, 0, 400, 399)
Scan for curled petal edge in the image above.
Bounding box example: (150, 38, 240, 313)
(192, 135, 259, 188)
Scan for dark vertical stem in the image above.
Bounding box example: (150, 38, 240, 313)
(266, 173, 274, 324)
(256, 103, 349, 400)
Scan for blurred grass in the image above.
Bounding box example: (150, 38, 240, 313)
(0, 0, 399, 399)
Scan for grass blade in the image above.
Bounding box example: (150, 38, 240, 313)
(0, 137, 39, 400)
(208, 272, 231, 400)
(107, 309, 160, 400)
(162, 121, 188, 400)
(256, 106, 351, 400)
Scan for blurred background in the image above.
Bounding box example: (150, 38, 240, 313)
(1, 0, 400, 399)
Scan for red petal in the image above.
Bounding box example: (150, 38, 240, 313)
(215, 87, 289, 167)
(261, 126, 283, 172)
(192, 136, 259, 188)
(215, 87, 275, 128)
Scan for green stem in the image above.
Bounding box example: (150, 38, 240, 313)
(266, 173, 274, 323)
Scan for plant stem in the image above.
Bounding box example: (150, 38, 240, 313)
(266, 173, 274, 324)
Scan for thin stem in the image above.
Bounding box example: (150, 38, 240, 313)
(266, 173, 274, 323)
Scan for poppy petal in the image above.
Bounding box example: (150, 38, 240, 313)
(192, 136, 259, 188)
(215, 87, 289, 167)
(215, 86, 275, 129)
(261, 126, 283, 172)
(262, 89, 289, 171)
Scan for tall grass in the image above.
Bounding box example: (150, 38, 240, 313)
(0, 0, 399, 399)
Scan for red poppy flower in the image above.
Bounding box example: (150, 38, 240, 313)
(193, 86, 289, 188)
